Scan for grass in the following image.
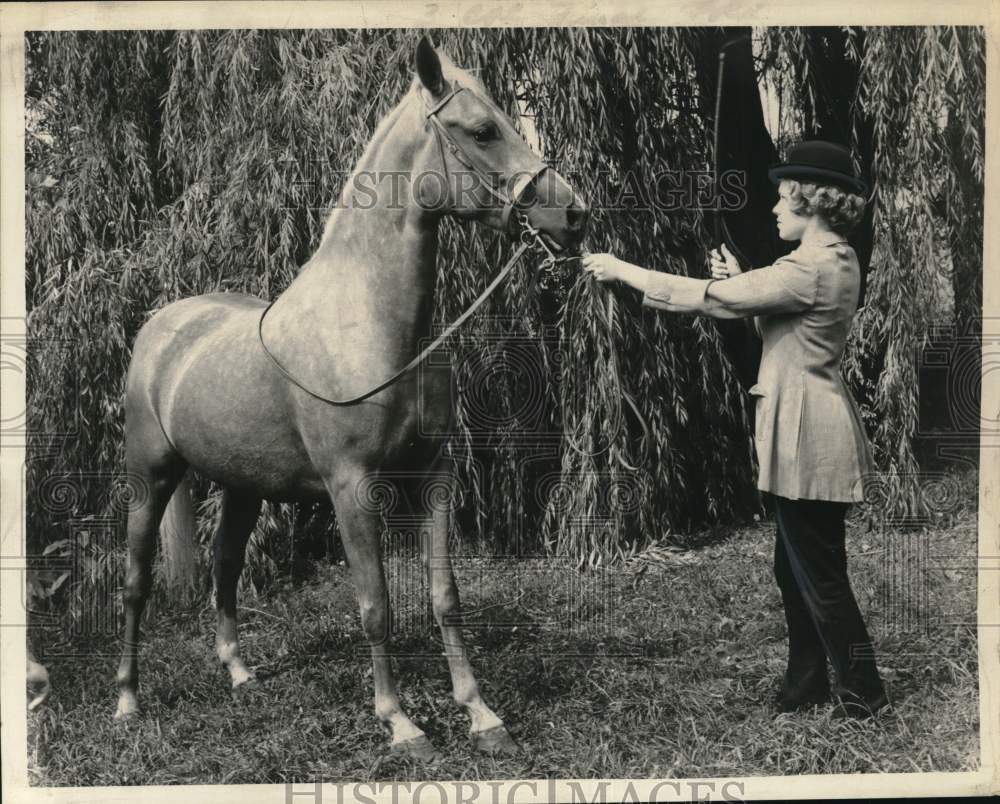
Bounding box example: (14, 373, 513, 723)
(27, 474, 980, 785)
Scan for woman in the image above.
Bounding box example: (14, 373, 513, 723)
(582, 141, 888, 719)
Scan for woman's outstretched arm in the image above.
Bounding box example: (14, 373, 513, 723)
(582, 251, 819, 320)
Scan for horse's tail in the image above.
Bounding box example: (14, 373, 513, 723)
(158, 469, 200, 602)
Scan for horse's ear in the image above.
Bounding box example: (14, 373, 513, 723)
(416, 35, 444, 96)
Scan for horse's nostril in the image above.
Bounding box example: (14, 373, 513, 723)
(566, 203, 589, 231)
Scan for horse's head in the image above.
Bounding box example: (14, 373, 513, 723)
(410, 37, 588, 253)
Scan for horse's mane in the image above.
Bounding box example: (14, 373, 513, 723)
(319, 48, 496, 245)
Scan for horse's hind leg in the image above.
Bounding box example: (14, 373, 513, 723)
(422, 472, 518, 754)
(115, 434, 186, 719)
(213, 489, 262, 688)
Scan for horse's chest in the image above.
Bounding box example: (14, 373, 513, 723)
(297, 367, 452, 469)
(382, 373, 452, 460)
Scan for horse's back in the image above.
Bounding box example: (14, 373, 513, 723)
(129, 292, 269, 404)
(137, 292, 266, 341)
(127, 292, 325, 499)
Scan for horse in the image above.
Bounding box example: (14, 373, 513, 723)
(113, 36, 588, 760)
(27, 650, 50, 710)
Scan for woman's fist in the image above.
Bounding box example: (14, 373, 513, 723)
(709, 243, 742, 280)
(581, 252, 626, 283)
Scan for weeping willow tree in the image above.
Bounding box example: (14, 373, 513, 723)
(759, 27, 985, 513)
(25, 27, 985, 602)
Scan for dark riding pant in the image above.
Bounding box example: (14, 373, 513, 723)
(770, 494, 885, 705)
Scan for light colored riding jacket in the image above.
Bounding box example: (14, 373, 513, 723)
(640, 230, 874, 503)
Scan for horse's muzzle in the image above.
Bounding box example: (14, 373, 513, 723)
(514, 168, 589, 252)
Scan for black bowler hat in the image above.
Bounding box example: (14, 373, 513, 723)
(768, 140, 868, 196)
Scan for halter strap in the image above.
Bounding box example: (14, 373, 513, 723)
(424, 84, 465, 116)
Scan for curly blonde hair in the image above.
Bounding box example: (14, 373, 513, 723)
(783, 179, 866, 236)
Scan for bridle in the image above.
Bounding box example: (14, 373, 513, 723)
(424, 82, 591, 294)
(257, 79, 576, 406)
(424, 81, 550, 235)
(426, 83, 648, 469)
(257, 78, 649, 470)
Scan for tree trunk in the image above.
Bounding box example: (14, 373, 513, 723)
(800, 27, 875, 308)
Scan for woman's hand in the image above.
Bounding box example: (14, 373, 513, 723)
(709, 243, 743, 280)
(582, 252, 629, 284)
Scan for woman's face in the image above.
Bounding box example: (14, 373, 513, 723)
(772, 180, 810, 241)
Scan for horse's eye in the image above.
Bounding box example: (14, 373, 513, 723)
(472, 125, 499, 144)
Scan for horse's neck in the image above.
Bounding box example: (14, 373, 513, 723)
(265, 100, 441, 388)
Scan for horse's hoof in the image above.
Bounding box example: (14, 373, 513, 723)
(471, 725, 520, 756)
(114, 691, 140, 721)
(390, 735, 441, 762)
(231, 672, 259, 691)
(27, 658, 50, 710)
(231, 675, 264, 704)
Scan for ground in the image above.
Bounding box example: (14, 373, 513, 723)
(27, 488, 980, 785)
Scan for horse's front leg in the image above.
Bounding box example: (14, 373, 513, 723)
(330, 471, 438, 760)
(424, 473, 519, 755)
